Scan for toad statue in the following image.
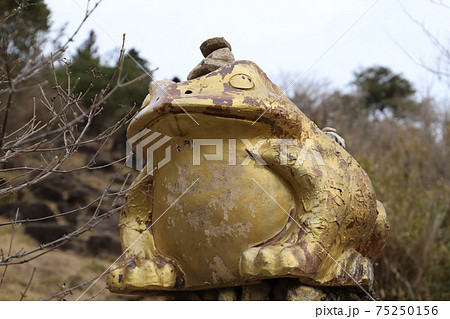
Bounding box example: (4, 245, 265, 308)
(108, 38, 389, 295)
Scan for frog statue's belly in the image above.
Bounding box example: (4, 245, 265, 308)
(149, 115, 294, 288)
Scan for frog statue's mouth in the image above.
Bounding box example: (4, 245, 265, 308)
(127, 60, 303, 141)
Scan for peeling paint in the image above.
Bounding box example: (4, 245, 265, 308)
(209, 256, 236, 283)
(108, 57, 388, 294)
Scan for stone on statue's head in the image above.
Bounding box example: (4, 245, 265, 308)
(188, 37, 235, 80)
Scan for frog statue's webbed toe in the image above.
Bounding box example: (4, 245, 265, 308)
(240, 243, 322, 279)
(240, 244, 374, 287)
(109, 258, 180, 292)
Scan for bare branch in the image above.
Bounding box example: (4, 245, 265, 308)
(0, 0, 154, 301)
(41, 258, 133, 301)
(19, 267, 36, 301)
(82, 285, 108, 301)
(430, 0, 450, 10)
(398, 3, 450, 83)
(0, 163, 138, 265)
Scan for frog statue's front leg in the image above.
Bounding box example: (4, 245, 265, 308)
(108, 167, 184, 292)
(239, 140, 378, 287)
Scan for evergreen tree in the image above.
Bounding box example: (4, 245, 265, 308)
(68, 30, 112, 106)
(59, 30, 151, 132)
(0, 0, 50, 66)
(352, 66, 415, 114)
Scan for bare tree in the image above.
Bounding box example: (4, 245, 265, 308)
(398, 1, 450, 86)
(0, 1, 150, 300)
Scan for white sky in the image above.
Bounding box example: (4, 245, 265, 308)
(45, 0, 450, 101)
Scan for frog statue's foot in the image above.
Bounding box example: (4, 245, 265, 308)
(240, 243, 374, 287)
(240, 244, 318, 278)
(108, 258, 182, 293)
(323, 250, 374, 287)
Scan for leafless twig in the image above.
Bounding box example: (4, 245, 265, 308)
(0, 209, 20, 289)
(42, 258, 133, 301)
(19, 267, 36, 301)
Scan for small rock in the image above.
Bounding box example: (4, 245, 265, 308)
(187, 37, 235, 80)
(199, 289, 218, 301)
(30, 174, 76, 202)
(69, 186, 93, 205)
(286, 284, 327, 301)
(112, 132, 127, 152)
(241, 282, 272, 301)
(2, 157, 22, 169)
(77, 143, 99, 156)
(24, 223, 76, 249)
(187, 59, 229, 80)
(206, 47, 235, 62)
(30, 180, 64, 202)
(56, 202, 81, 225)
(90, 154, 114, 171)
(173, 292, 202, 301)
(273, 278, 327, 301)
(0, 202, 55, 222)
(200, 37, 232, 57)
(86, 234, 122, 255)
(83, 208, 119, 233)
(217, 287, 237, 301)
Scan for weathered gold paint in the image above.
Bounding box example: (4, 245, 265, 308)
(108, 60, 389, 293)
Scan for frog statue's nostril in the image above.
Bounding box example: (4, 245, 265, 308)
(142, 79, 176, 109)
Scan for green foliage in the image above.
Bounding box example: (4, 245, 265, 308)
(115, 48, 150, 106)
(0, 0, 50, 63)
(57, 30, 151, 132)
(295, 84, 449, 300)
(67, 30, 110, 106)
(352, 66, 416, 114)
(357, 123, 449, 300)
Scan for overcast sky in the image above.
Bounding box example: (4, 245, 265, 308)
(45, 0, 450, 101)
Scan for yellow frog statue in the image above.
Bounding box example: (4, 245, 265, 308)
(108, 38, 389, 294)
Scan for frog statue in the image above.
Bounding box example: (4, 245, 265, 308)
(108, 38, 389, 296)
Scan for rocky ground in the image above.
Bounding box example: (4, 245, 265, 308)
(0, 141, 150, 300)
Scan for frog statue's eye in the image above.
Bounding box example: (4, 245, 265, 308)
(229, 74, 254, 90)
